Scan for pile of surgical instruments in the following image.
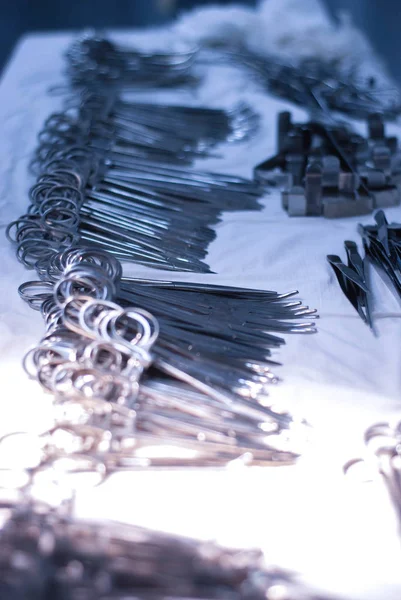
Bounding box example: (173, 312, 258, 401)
(65, 33, 199, 88)
(0, 493, 332, 600)
(17, 246, 309, 468)
(22, 91, 262, 273)
(255, 111, 401, 218)
(327, 210, 401, 329)
(206, 46, 401, 121)
(54, 92, 259, 167)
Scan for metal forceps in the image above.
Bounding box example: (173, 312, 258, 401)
(327, 240, 373, 329)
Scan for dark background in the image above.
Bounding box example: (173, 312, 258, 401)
(1, 0, 400, 84)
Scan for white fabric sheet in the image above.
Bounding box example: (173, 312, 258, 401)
(0, 23, 401, 600)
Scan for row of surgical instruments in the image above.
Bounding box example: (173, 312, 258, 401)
(3, 29, 397, 599)
(16, 247, 307, 469)
(22, 91, 262, 273)
(67, 33, 401, 120)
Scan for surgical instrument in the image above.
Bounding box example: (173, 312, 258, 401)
(327, 241, 373, 329)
